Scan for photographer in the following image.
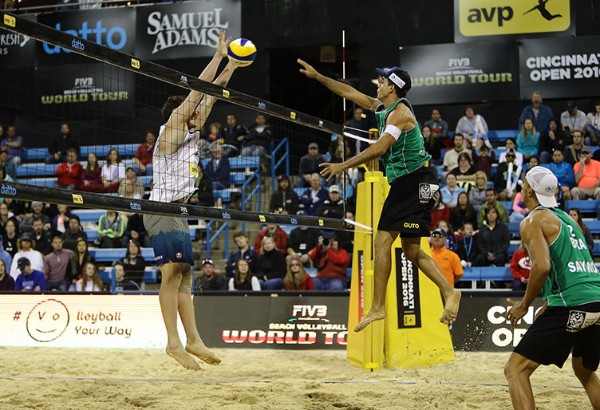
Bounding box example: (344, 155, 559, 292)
(308, 235, 349, 291)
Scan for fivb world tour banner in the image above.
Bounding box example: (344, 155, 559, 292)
(454, 0, 574, 43)
(401, 41, 519, 105)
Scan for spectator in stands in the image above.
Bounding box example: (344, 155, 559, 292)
(32, 217, 52, 255)
(55, 147, 83, 190)
(297, 142, 326, 188)
(0, 236, 12, 277)
(14, 257, 46, 292)
(205, 122, 224, 145)
(193, 259, 226, 294)
(283, 255, 315, 291)
(101, 148, 125, 193)
(455, 106, 489, 146)
(431, 193, 450, 228)
(564, 129, 586, 165)
(20, 201, 50, 234)
(0, 125, 24, 166)
(3, 197, 25, 221)
(74, 262, 103, 292)
(318, 185, 345, 219)
(43, 235, 74, 291)
(345, 106, 375, 154)
(61, 215, 87, 252)
(440, 173, 465, 208)
(337, 211, 355, 260)
(0, 149, 16, 180)
(571, 146, 600, 200)
(523, 156, 539, 174)
(118, 166, 145, 200)
(2, 219, 18, 258)
(114, 262, 141, 292)
(456, 222, 479, 268)
(469, 171, 489, 212)
(430, 228, 463, 287)
(538, 119, 570, 164)
(494, 148, 521, 201)
(421, 125, 443, 165)
(270, 174, 299, 214)
(205, 141, 230, 191)
(0, 202, 18, 235)
(568, 208, 595, 258)
(79, 152, 104, 193)
(560, 100, 587, 141)
(97, 210, 126, 248)
(509, 187, 529, 223)
(0, 258, 14, 291)
(241, 113, 272, 157)
(189, 161, 214, 207)
(474, 207, 509, 267)
(121, 213, 150, 248)
(300, 173, 329, 216)
(228, 258, 261, 291)
(424, 108, 449, 145)
(286, 225, 320, 267)
(119, 238, 146, 283)
(50, 204, 71, 236)
(435, 220, 457, 251)
(336, 171, 356, 211)
(477, 189, 509, 227)
(70, 238, 95, 285)
(253, 222, 287, 254)
(498, 137, 524, 167)
(47, 122, 80, 164)
(0, 160, 15, 186)
(450, 152, 477, 183)
(518, 91, 554, 133)
(133, 130, 156, 176)
(329, 135, 352, 164)
(450, 192, 478, 233)
(222, 114, 248, 157)
(547, 149, 575, 200)
(310, 234, 349, 291)
(442, 133, 471, 172)
(510, 244, 531, 291)
(585, 99, 600, 145)
(516, 118, 540, 161)
(256, 236, 286, 290)
(225, 232, 258, 278)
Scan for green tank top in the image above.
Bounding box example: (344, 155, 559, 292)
(375, 98, 431, 183)
(536, 206, 600, 307)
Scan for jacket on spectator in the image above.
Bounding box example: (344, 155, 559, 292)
(43, 248, 74, 282)
(49, 134, 80, 156)
(300, 187, 328, 216)
(134, 143, 154, 167)
(225, 247, 258, 278)
(298, 154, 325, 179)
(98, 212, 126, 239)
(477, 223, 510, 264)
(56, 162, 83, 187)
(205, 156, 231, 188)
(546, 161, 575, 188)
(246, 124, 272, 149)
(256, 248, 286, 280)
(269, 188, 299, 214)
(510, 247, 531, 281)
(309, 245, 349, 281)
(538, 128, 570, 155)
(477, 202, 509, 226)
(61, 229, 88, 253)
(518, 104, 554, 132)
(253, 227, 288, 254)
(456, 234, 480, 264)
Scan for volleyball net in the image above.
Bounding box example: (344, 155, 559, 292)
(0, 12, 361, 230)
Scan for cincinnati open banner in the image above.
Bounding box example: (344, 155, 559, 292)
(454, 0, 574, 43)
(519, 35, 600, 99)
(401, 41, 519, 105)
(134, 0, 241, 61)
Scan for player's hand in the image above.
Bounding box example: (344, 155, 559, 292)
(506, 298, 528, 326)
(297, 59, 319, 79)
(217, 30, 232, 59)
(319, 162, 344, 181)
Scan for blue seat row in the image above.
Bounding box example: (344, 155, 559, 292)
(88, 247, 155, 262)
(25, 144, 140, 162)
(99, 267, 159, 287)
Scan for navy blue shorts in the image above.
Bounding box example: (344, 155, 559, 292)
(143, 214, 194, 265)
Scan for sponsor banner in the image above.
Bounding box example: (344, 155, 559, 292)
(196, 294, 349, 349)
(0, 14, 36, 68)
(135, 1, 241, 60)
(395, 248, 421, 329)
(519, 35, 600, 99)
(36, 8, 135, 65)
(455, 0, 574, 43)
(402, 41, 519, 105)
(451, 295, 544, 351)
(35, 63, 134, 118)
(0, 294, 180, 348)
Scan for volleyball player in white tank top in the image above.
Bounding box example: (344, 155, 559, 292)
(144, 31, 237, 371)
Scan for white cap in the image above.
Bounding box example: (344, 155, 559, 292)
(525, 166, 558, 208)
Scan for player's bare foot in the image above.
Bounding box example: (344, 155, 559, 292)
(166, 345, 201, 370)
(185, 342, 221, 365)
(354, 309, 386, 332)
(440, 289, 461, 325)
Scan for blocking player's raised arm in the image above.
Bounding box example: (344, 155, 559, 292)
(198, 62, 237, 130)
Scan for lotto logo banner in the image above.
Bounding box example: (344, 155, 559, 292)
(395, 248, 422, 329)
(401, 41, 518, 104)
(455, 0, 574, 42)
(135, 0, 241, 60)
(519, 35, 600, 99)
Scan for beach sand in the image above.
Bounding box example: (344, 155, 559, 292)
(0, 348, 590, 410)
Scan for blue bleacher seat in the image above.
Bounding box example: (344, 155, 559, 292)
(16, 163, 57, 177)
(509, 222, 520, 235)
(488, 130, 518, 143)
(480, 266, 512, 281)
(99, 269, 113, 283)
(16, 178, 55, 187)
(585, 220, 600, 234)
(462, 267, 480, 281)
(24, 147, 48, 161)
(229, 156, 260, 169)
(565, 200, 600, 213)
(88, 247, 155, 262)
(593, 240, 600, 257)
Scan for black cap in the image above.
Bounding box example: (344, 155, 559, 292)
(567, 100, 577, 109)
(431, 228, 447, 238)
(19, 232, 33, 242)
(17, 257, 30, 270)
(277, 174, 289, 182)
(375, 67, 412, 92)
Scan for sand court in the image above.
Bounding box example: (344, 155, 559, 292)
(0, 348, 590, 410)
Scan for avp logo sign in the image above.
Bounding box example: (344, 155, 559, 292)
(457, 0, 571, 37)
(43, 20, 127, 54)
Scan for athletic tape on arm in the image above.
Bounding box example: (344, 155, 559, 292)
(383, 125, 402, 141)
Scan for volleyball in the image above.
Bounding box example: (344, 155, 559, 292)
(227, 38, 257, 67)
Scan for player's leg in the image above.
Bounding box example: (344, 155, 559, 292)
(354, 229, 398, 332)
(504, 352, 540, 410)
(400, 236, 461, 324)
(572, 356, 600, 409)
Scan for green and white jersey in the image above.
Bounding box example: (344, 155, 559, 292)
(531, 206, 600, 307)
(375, 98, 431, 183)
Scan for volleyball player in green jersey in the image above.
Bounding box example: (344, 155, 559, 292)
(505, 166, 600, 410)
(298, 60, 461, 332)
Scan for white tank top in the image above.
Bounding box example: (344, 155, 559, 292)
(149, 125, 200, 203)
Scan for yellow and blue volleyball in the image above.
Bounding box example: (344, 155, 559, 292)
(227, 38, 257, 67)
